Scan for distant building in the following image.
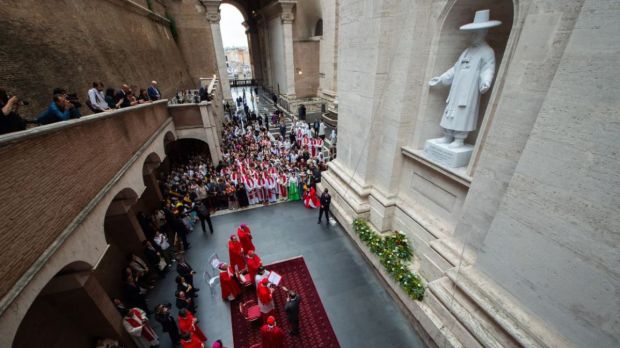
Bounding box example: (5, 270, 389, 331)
(225, 47, 252, 79)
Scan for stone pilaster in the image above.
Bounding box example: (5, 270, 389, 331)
(279, 1, 297, 98)
(202, 0, 233, 103)
(243, 20, 263, 82)
(256, 16, 273, 91)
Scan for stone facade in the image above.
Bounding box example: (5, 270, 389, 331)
(321, 0, 620, 347)
(293, 40, 320, 98)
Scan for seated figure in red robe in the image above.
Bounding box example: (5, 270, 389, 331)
(260, 316, 284, 348)
(245, 250, 262, 285)
(228, 235, 246, 272)
(180, 332, 205, 348)
(303, 187, 320, 209)
(237, 224, 255, 255)
(218, 263, 241, 301)
(178, 309, 207, 343)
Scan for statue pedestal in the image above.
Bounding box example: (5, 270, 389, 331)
(424, 138, 474, 168)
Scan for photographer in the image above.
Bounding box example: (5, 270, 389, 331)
(36, 93, 73, 125)
(0, 88, 27, 135)
(54, 87, 81, 119)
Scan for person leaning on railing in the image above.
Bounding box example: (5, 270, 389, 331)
(36, 93, 74, 125)
(0, 88, 27, 134)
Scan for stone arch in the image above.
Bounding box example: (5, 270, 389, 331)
(222, 0, 250, 21)
(163, 130, 176, 149)
(99, 187, 145, 300)
(103, 188, 142, 250)
(12, 260, 128, 347)
(165, 137, 212, 166)
(417, 0, 515, 150)
(142, 152, 162, 177)
(139, 152, 164, 213)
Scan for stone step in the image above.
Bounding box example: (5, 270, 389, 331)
(444, 267, 567, 347)
(429, 277, 518, 348)
(420, 290, 479, 348)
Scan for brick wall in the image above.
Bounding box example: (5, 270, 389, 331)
(0, 102, 169, 300)
(165, 0, 220, 84)
(169, 105, 204, 128)
(0, 0, 193, 119)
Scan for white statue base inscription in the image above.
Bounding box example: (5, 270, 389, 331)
(424, 138, 474, 168)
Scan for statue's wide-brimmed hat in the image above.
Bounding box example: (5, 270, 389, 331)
(460, 9, 501, 31)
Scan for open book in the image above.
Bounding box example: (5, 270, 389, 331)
(268, 271, 282, 286)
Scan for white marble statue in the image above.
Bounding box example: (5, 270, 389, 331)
(429, 9, 501, 148)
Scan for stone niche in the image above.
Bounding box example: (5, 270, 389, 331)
(417, 0, 514, 169)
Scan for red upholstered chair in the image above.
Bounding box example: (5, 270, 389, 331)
(249, 344, 262, 348)
(239, 299, 261, 323)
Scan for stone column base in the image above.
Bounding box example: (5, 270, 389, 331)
(318, 161, 371, 225)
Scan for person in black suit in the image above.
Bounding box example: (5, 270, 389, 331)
(194, 200, 213, 234)
(318, 188, 331, 224)
(155, 303, 181, 346)
(114, 84, 136, 108)
(175, 290, 196, 314)
(123, 275, 150, 314)
(282, 287, 301, 335)
(147, 81, 162, 101)
(176, 256, 199, 291)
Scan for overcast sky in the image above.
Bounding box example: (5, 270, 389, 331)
(220, 4, 248, 49)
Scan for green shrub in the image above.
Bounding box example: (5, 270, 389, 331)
(353, 219, 425, 300)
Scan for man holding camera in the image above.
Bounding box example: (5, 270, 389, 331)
(0, 88, 27, 134)
(36, 93, 74, 125)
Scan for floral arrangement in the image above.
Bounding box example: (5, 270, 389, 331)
(353, 219, 425, 300)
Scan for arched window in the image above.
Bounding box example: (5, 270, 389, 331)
(314, 19, 323, 37)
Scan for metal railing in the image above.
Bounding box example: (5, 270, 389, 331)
(230, 79, 257, 87)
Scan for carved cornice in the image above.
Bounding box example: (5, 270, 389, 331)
(201, 0, 222, 23)
(259, 0, 296, 23)
(280, 1, 296, 24)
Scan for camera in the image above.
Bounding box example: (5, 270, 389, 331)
(7, 93, 29, 106)
(65, 93, 81, 107)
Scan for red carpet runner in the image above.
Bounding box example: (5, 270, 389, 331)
(230, 256, 340, 348)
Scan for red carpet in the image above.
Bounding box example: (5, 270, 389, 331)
(230, 256, 340, 348)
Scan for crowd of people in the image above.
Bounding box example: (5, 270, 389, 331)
(101, 89, 334, 347)
(0, 81, 162, 134)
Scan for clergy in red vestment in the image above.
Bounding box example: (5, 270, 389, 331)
(237, 224, 255, 254)
(178, 309, 207, 343)
(180, 332, 205, 348)
(245, 250, 262, 284)
(122, 307, 159, 348)
(260, 316, 284, 348)
(218, 263, 241, 301)
(304, 186, 320, 209)
(257, 278, 275, 319)
(228, 235, 246, 272)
